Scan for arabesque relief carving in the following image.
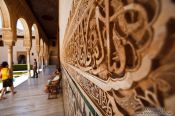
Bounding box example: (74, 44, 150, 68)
(64, 61, 175, 115)
(62, 0, 175, 115)
(63, 0, 160, 83)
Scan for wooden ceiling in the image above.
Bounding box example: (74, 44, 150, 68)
(26, 0, 58, 40)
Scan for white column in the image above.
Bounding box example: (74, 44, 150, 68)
(45, 59, 48, 66)
(37, 52, 39, 72)
(7, 45, 13, 69)
(26, 50, 31, 77)
(36, 45, 40, 72)
(41, 57, 44, 70)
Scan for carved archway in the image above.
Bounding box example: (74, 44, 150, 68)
(0, 2, 13, 67)
(16, 18, 31, 47)
(0, 0, 11, 28)
(0, 0, 13, 44)
(0, 10, 3, 46)
(0, 10, 2, 28)
(31, 24, 40, 67)
(32, 24, 40, 50)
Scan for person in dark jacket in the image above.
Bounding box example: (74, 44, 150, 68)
(32, 59, 38, 78)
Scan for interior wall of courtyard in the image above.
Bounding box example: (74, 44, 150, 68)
(59, 0, 175, 115)
(0, 38, 37, 64)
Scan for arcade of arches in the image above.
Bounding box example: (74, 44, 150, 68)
(0, 0, 51, 73)
(1, 0, 175, 116)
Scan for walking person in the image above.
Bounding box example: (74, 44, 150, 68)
(32, 59, 38, 78)
(0, 61, 16, 100)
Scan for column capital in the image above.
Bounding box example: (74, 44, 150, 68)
(2, 28, 15, 46)
(2, 28, 13, 40)
(3, 40, 15, 46)
(26, 47, 31, 51)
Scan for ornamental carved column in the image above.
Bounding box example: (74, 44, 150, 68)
(26, 48, 31, 77)
(24, 47, 31, 77)
(39, 44, 44, 70)
(41, 57, 44, 70)
(36, 45, 40, 72)
(7, 45, 13, 69)
(44, 42, 49, 67)
(2, 28, 15, 69)
(24, 39, 31, 77)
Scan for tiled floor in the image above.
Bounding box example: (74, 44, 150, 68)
(0, 66, 64, 116)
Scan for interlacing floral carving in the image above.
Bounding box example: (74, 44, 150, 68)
(64, 0, 160, 81)
(62, 0, 175, 115)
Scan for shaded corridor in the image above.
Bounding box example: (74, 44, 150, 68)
(0, 66, 64, 116)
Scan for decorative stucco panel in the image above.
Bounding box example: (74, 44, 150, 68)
(61, 0, 175, 115)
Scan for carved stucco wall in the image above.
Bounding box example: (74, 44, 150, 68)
(60, 0, 175, 115)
